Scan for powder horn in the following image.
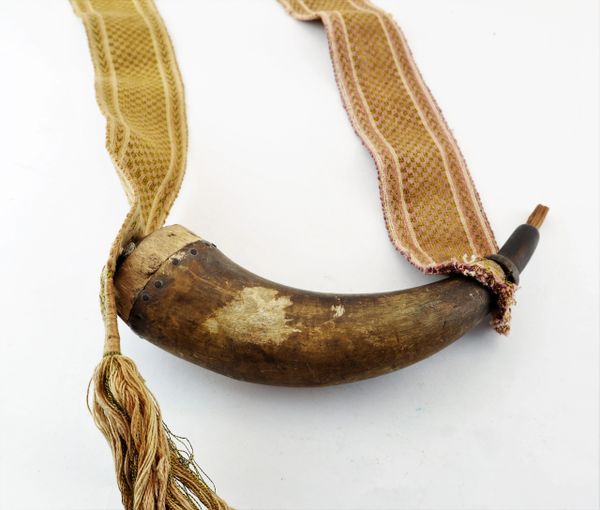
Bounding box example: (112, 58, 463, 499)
(114, 206, 548, 386)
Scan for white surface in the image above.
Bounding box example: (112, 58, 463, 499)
(0, 1, 598, 509)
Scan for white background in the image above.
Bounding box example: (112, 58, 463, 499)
(0, 1, 598, 509)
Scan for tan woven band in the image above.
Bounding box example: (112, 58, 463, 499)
(279, 0, 516, 332)
(71, 0, 188, 353)
(73, 0, 516, 350)
(282, 0, 498, 267)
(70, 1, 518, 508)
(72, 0, 515, 351)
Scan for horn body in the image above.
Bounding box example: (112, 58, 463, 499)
(114, 217, 542, 386)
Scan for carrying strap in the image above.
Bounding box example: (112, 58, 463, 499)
(283, 0, 498, 266)
(72, 0, 188, 354)
(73, 0, 514, 353)
(71, 1, 515, 508)
(280, 1, 516, 335)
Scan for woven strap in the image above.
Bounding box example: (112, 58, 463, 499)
(72, 0, 514, 353)
(70, 1, 517, 508)
(71, 0, 187, 352)
(282, 0, 498, 266)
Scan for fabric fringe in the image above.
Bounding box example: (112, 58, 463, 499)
(70, 1, 232, 506)
(90, 354, 231, 510)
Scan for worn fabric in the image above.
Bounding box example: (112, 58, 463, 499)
(279, 1, 516, 332)
(71, 0, 187, 353)
(73, 0, 513, 349)
(70, 0, 516, 508)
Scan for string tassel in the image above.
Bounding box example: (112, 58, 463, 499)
(90, 354, 231, 510)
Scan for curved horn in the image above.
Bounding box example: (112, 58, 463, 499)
(114, 207, 546, 386)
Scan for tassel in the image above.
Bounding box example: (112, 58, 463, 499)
(90, 353, 231, 510)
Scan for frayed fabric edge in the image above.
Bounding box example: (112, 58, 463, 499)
(428, 258, 517, 335)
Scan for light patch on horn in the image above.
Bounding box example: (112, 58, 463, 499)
(331, 304, 345, 318)
(203, 286, 300, 344)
